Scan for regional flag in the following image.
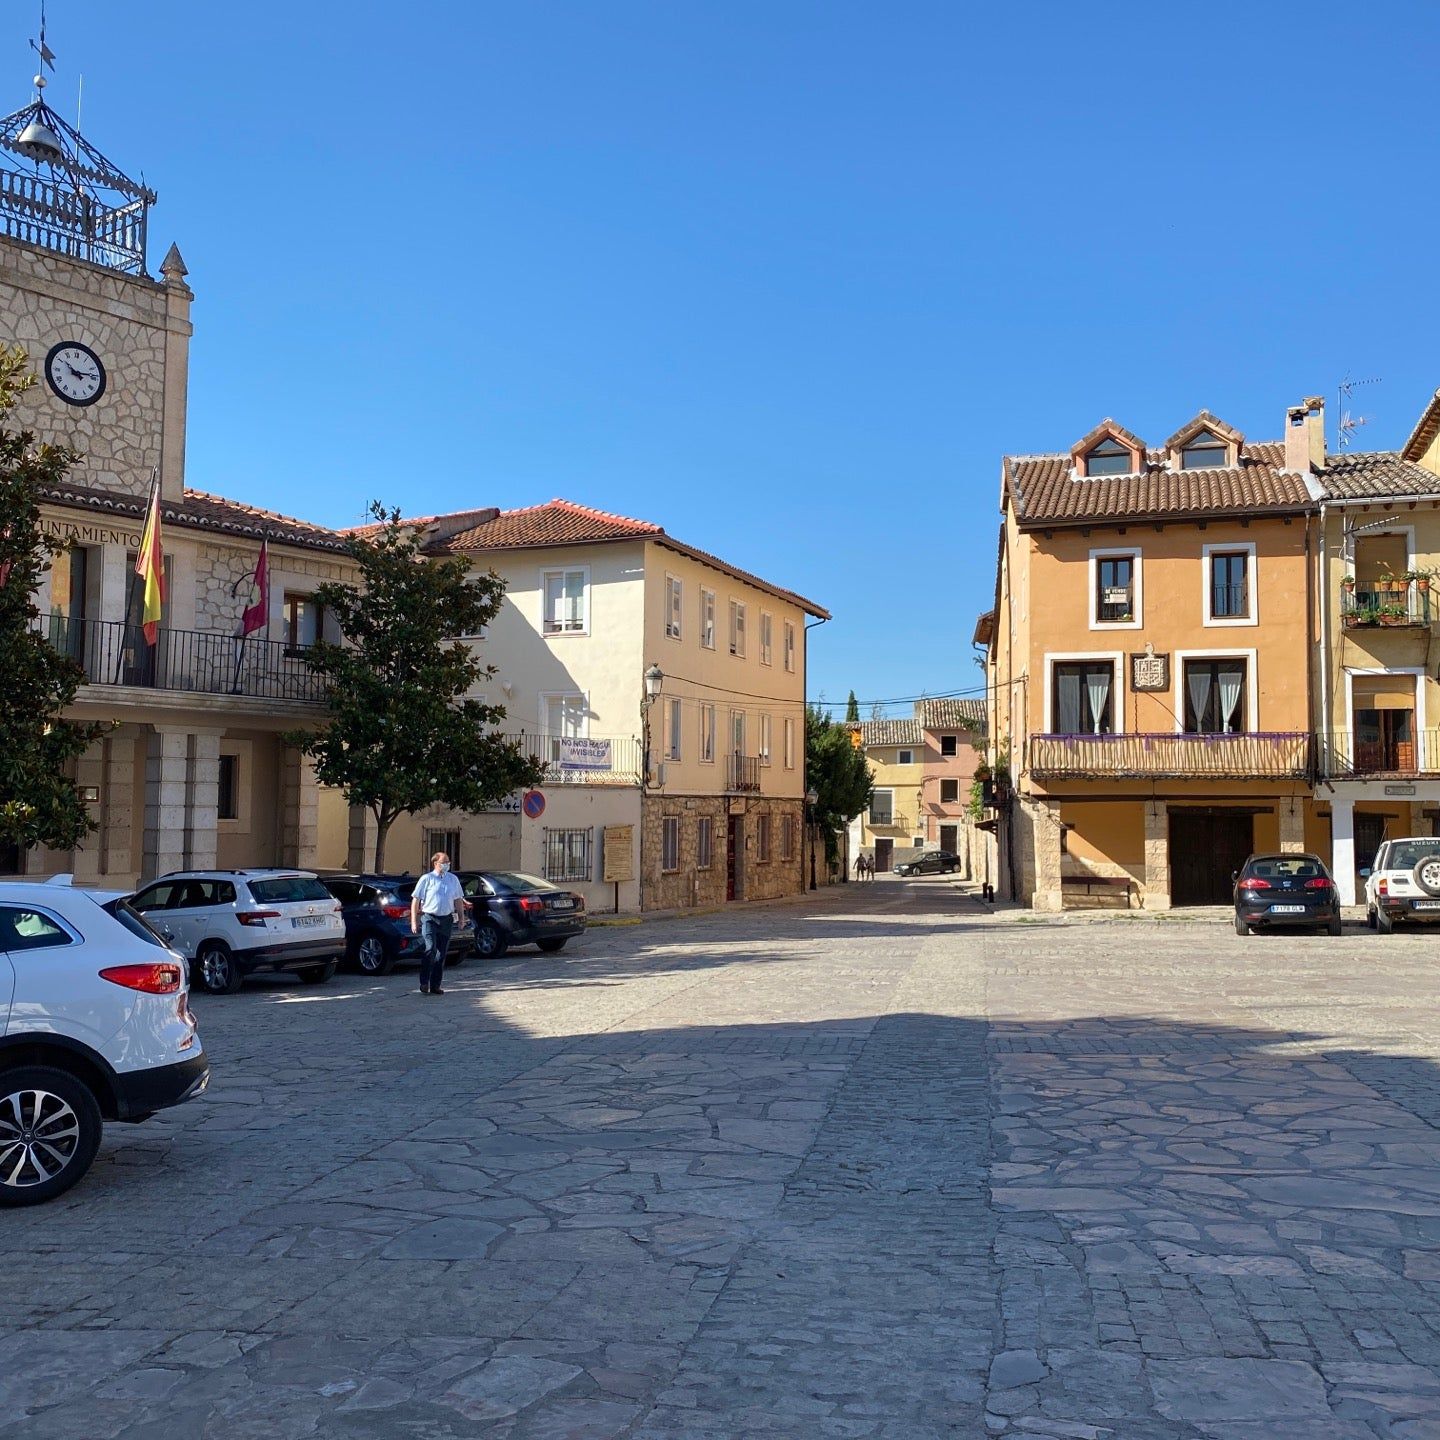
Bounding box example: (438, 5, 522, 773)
(239, 539, 269, 637)
(135, 479, 165, 646)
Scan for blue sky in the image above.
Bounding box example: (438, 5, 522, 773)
(16, 2, 1440, 712)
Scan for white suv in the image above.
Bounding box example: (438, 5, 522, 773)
(130, 869, 345, 994)
(0, 879, 208, 1206)
(1363, 836, 1440, 933)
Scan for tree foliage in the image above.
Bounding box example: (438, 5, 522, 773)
(286, 504, 544, 871)
(0, 348, 104, 857)
(844, 689, 860, 723)
(806, 704, 872, 863)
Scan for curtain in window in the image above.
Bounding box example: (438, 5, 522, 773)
(1187, 668, 1213, 732)
(1085, 671, 1110, 734)
(1218, 667, 1243, 733)
(1057, 669, 1082, 733)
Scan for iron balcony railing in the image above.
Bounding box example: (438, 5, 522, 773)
(868, 812, 911, 830)
(1317, 730, 1440, 778)
(37, 613, 325, 703)
(497, 733, 643, 786)
(1029, 731, 1311, 780)
(1341, 582, 1432, 629)
(727, 752, 762, 793)
(1209, 583, 1251, 620)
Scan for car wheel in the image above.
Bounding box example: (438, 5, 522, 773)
(298, 961, 338, 985)
(1378, 908, 1396, 935)
(353, 932, 395, 976)
(1414, 856, 1440, 898)
(0, 1066, 103, 1207)
(196, 942, 243, 995)
(473, 920, 508, 960)
(537, 938, 567, 954)
(1234, 913, 1250, 936)
(1367, 906, 1377, 931)
(1326, 915, 1343, 937)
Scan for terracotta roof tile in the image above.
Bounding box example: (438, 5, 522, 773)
(1007, 440, 1314, 528)
(1317, 451, 1440, 500)
(38, 481, 349, 553)
(1402, 389, 1440, 462)
(916, 698, 986, 731)
(859, 718, 923, 748)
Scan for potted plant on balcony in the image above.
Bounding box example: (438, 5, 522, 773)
(1340, 574, 1356, 593)
(1380, 604, 1408, 626)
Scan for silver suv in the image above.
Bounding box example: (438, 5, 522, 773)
(130, 869, 345, 994)
(1362, 837, 1440, 933)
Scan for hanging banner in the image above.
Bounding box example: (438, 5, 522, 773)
(559, 737, 613, 771)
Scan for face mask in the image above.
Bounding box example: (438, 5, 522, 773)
(439, 862, 450, 873)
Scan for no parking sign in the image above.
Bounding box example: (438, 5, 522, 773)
(522, 790, 546, 820)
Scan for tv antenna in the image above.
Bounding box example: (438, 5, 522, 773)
(1337, 374, 1380, 449)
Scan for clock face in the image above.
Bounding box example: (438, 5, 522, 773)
(44, 341, 106, 407)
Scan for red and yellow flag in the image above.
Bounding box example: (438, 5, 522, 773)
(135, 480, 165, 645)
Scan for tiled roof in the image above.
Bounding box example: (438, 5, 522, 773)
(1317, 451, 1440, 500)
(916, 698, 986, 731)
(1161, 410, 1243, 451)
(437, 498, 829, 617)
(1402, 389, 1440, 462)
(1005, 441, 1314, 528)
(38, 481, 350, 553)
(859, 718, 923, 748)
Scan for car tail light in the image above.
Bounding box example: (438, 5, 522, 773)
(519, 896, 545, 916)
(1239, 877, 1271, 890)
(381, 902, 409, 920)
(1304, 877, 1333, 890)
(100, 963, 184, 994)
(1377, 879, 1390, 897)
(236, 909, 282, 927)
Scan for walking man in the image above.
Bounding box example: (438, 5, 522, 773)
(411, 851, 466, 995)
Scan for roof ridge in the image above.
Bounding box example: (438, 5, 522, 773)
(492, 497, 664, 534)
(182, 488, 339, 535)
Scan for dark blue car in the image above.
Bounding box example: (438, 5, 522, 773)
(320, 874, 473, 976)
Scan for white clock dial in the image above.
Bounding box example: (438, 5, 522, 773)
(44, 341, 106, 407)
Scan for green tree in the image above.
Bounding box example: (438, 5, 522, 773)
(287, 504, 544, 871)
(844, 690, 860, 723)
(0, 348, 104, 858)
(806, 704, 873, 865)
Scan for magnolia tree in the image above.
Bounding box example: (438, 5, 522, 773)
(286, 504, 543, 871)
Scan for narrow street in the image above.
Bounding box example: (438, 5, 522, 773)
(6, 881, 1440, 1437)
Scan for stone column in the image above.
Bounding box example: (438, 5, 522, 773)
(1143, 803, 1171, 910)
(102, 727, 138, 880)
(1332, 797, 1356, 905)
(1278, 799, 1306, 855)
(1031, 799, 1064, 912)
(281, 748, 320, 870)
(347, 804, 378, 872)
(143, 729, 190, 879)
(185, 732, 222, 872)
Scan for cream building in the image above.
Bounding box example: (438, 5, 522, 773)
(0, 67, 352, 882)
(343, 500, 828, 912)
(848, 718, 926, 872)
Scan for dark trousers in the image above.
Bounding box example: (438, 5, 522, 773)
(419, 914, 453, 990)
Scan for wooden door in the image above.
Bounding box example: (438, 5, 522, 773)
(875, 838, 894, 873)
(726, 815, 740, 901)
(1169, 811, 1253, 906)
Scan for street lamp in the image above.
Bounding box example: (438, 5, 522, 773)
(805, 786, 819, 891)
(641, 664, 664, 789)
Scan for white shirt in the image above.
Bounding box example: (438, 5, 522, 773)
(413, 870, 463, 916)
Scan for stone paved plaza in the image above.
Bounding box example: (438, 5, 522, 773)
(7, 880, 1440, 1437)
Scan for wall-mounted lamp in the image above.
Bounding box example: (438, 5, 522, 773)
(643, 663, 665, 704)
(500, 679, 513, 696)
(78, 784, 100, 804)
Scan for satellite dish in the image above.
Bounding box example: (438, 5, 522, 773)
(15, 116, 63, 165)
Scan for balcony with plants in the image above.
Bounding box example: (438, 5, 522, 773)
(1340, 571, 1434, 629)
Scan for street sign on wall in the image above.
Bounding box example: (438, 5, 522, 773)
(522, 790, 546, 819)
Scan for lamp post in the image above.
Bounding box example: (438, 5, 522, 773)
(640, 664, 664, 790)
(805, 786, 819, 891)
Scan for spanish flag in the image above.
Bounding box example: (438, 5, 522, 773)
(135, 478, 165, 646)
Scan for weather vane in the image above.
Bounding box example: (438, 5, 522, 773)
(29, 1, 54, 96)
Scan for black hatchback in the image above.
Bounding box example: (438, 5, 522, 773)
(320, 873, 473, 975)
(1233, 853, 1342, 936)
(458, 871, 587, 959)
(894, 850, 961, 877)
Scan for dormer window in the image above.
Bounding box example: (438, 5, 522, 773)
(1084, 437, 1133, 476)
(1181, 430, 1228, 470)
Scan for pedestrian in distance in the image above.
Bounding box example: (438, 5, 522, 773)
(410, 852, 466, 996)
(854, 854, 865, 881)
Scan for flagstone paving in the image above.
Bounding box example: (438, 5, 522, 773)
(6, 885, 1440, 1435)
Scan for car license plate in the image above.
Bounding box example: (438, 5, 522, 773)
(1268, 904, 1306, 914)
(291, 915, 326, 928)
(551, 898, 574, 911)
(1414, 900, 1440, 911)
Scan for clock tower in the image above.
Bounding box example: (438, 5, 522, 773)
(0, 27, 191, 500)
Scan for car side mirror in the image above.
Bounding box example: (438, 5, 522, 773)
(1230, 871, 1239, 882)
(1359, 868, 1372, 878)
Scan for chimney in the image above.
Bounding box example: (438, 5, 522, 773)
(1285, 396, 1325, 474)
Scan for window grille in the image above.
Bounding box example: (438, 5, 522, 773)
(543, 827, 593, 882)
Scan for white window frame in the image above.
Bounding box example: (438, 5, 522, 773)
(1201, 542, 1258, 628)
(869, 787, 894, 826)
(541, 566, 590, 638)
(661, 815, 680, 873)
(540, 691, 589, 764)
(897, 748, 914, 765)
(665, 574, 683, 641)
(1042, 651, 1125, 735)
(1088, 547, 1143, 631)
(729, 599, 747, 658)
(700, 703, 716, 764)
(760, 611, 774, 666)
(1172, 648, 1260, 734)
(783, 620, 796, 673)
(1343, 667, 1427, 734)
(1346, 524, 1416, 577)
(783, 716, 795, 769)
(759, 713, 773, 766)
(666, 696, 683, 762)
(731, 709, 746, 756)
(700, 588, 716, 650)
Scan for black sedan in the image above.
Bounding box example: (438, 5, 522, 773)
(1233, 852, 1342, 936)
(458, 871, 587, 958)
(320, 874, 473, 975)
(894, 849, 961, 877)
